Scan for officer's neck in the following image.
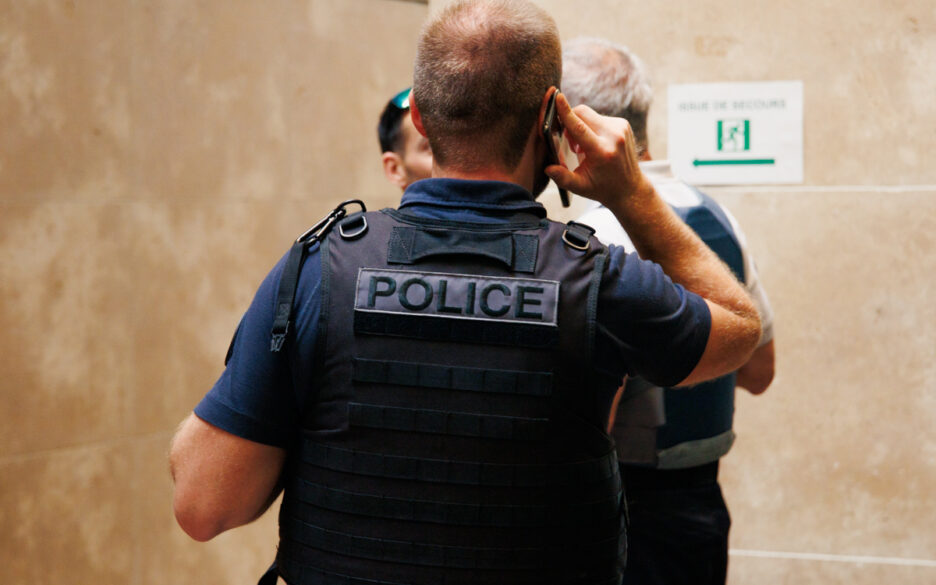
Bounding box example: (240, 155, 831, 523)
(431, 127, 541, 193)
(433, 164, 528, 189)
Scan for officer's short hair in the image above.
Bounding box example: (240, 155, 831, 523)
(562, 37, 653, 153)
(413, 0, 561, 172)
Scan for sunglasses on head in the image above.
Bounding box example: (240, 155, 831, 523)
(391, 87, 412, 110)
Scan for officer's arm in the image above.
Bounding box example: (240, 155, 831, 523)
(546, 94, 760, 385)
(169, 413, 286, 542)
(612, 189, 759, 387)
(736, 339, 775, 394)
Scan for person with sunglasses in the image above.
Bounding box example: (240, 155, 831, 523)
(169, 2, 762, 584)
(378, 87, 434, 190)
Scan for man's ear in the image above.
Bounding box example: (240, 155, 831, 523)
(537, 86, 558, 134)
(382, 151, 408, 189)
(409, 98, 428, 138)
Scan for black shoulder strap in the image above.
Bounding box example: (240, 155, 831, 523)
(270, 199, 367, 352)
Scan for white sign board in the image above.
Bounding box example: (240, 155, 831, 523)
(667, 81, 803, 185)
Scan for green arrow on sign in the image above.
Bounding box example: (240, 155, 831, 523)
(693, 158, 775, 167)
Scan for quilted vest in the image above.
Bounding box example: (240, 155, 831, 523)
(612, 189, 746, 470)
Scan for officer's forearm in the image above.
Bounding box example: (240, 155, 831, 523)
(604, 183, 758, 324)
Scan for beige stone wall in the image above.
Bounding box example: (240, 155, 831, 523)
(3, 0, 934, 584)
(0, 1, 426, 583)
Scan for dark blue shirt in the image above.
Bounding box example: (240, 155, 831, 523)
(195, 179, 711, 446)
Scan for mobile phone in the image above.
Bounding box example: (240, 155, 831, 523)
(542, 90, 578, 207)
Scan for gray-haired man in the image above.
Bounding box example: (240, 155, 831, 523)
(564, 37, 775, 585)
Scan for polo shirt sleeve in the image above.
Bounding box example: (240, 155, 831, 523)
(595, 245, 711, 387)
(194, 248, 323, 447)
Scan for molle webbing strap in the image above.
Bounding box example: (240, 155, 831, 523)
(352, 358, 552, 397)
(289, 478, 622, 527)
(388, 227, 539, 273)
(276, 548, 624, 585)
(278, 516, 623, 570)
(298, 441, 619, 487)
(348, 403, 548, 441)
(354, 311, 558, 348)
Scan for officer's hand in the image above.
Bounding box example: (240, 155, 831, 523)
(545, 93, 653, 209)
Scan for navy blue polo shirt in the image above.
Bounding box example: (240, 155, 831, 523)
(195, 179, 711, 447)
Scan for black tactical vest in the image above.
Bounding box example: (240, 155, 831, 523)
(276, 209, 624, 585)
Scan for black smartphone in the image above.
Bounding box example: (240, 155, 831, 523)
(542, 90, 573, 207)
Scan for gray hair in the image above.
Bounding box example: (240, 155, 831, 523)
(562, 37, 653, 151)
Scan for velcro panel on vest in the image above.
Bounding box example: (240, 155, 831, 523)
(348, 403, 548, 441)
(353, 268, 559, 348)
(352, 358, 552, 397)
(388, 227, 539, 273)
(298, 440, 619, 487)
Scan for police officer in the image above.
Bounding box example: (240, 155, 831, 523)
(378, 87, 433, 190)
(169, 2, 762, 584)
(563, 37, 776, 585)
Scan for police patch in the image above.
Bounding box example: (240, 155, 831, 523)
(355, 268, 559, 326)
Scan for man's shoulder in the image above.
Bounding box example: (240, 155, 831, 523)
(575, 204, 634, 251)
(644, 163, 704, 209)
(643, 160, 726, 210)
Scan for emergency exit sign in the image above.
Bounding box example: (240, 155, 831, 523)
(667, 81, 803, 185)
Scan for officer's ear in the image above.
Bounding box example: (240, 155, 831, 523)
(537, 86, 558, 144)
(409, 97, 427, 138)
(382, 151, 408, 189)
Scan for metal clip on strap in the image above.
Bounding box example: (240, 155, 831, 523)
(339, 213, 368, 240)
(562, 221, 596, 251)
(270, 199, 367, 352)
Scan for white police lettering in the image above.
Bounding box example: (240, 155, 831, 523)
(355, 268, 559, 326)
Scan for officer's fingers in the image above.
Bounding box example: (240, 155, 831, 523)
(574, 105, 634, 146)
(556, 94, 599, 148)
(570, 103, 608, 128)
(575, 104, 627, 129)
(546, 164, 587, 195)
